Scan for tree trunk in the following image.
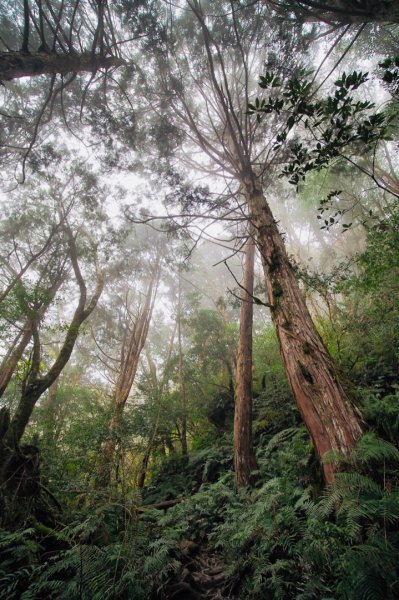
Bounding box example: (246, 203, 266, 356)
(234, 229, 258, 489)
(243, 180, 362, 483)
(0, 232, 104, 486)
(0, 51, 125, 82)
(96, 401, 125, 489)
(97, 262, 161, 488)
(177, 271, 188, 458)
(138, 324, 177, 489)
(280, 0, 399, 25)
(0, 323, 32, 398)
(0, 268, 67, 399)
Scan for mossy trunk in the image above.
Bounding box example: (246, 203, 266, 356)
(244, 183, 362, 483)
(0, 381, 48, 484)
(0, 323, 32, 398)
(96, 400, 125, 489)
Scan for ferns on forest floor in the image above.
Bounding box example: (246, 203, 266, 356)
(149, 431, 399, 599)
(2, 432, 399, 599)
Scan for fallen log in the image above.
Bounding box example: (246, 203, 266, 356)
(138, 497, 184, 511)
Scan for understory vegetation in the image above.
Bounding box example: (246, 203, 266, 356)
(1, 1, 399, 598)
(1, 227, 399, 598)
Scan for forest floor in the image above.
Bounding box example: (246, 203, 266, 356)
(167, 541, 233, 600)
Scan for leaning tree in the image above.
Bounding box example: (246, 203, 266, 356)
(138, 0, 364, 483)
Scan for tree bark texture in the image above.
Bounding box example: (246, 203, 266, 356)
(0, 51, 125, 82)
(243, 180, 363, 483)
(234, 230, 258, 489)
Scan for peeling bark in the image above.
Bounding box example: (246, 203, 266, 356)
(243, 181, 362, 483)
(97, 259, 161, 488)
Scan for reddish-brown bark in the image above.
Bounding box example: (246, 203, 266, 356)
(243, 179, 362, 483)
(234, 230, 258, 489)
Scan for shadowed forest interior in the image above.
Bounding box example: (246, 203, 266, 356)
(0, 1, 399, 598)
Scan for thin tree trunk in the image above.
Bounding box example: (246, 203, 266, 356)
(177, 270, 188, 458)
(97, 260, 161, 488)
(0, 232, 103, 485)
(0, 51, 125, 82)
(138, 322, 177, 489)
(243, 181, 362, 483)
(0, 324, 32, 398)
(234, 228, 258, 489)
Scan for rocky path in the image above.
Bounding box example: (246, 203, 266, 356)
(165, 540, 235, 599)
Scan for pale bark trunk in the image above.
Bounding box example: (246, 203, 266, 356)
(177, 271, 188, 458)
(0, 51, 125, 82)
(234, 229, 258, 489)
(97, 262, 160, 488)
(243, 181, 362, 483)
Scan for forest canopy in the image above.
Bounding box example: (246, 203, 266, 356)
(0, 1, 398, 599)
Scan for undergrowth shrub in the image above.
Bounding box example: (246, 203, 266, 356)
(0, 504, 181, 600)
(148, 431, 399, 600)
(143, 444, 232, 505)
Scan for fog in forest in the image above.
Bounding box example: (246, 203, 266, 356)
(0, 2, 398, 599)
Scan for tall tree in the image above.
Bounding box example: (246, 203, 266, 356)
(177, 266, 188, 458)
(143, 0, 362, 482)
(96, 248, 161, 488)
(234, 226, 257, 489)
(0, 226, 104, 486)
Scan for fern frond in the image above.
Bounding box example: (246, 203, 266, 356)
(351, 433, 399, 465)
